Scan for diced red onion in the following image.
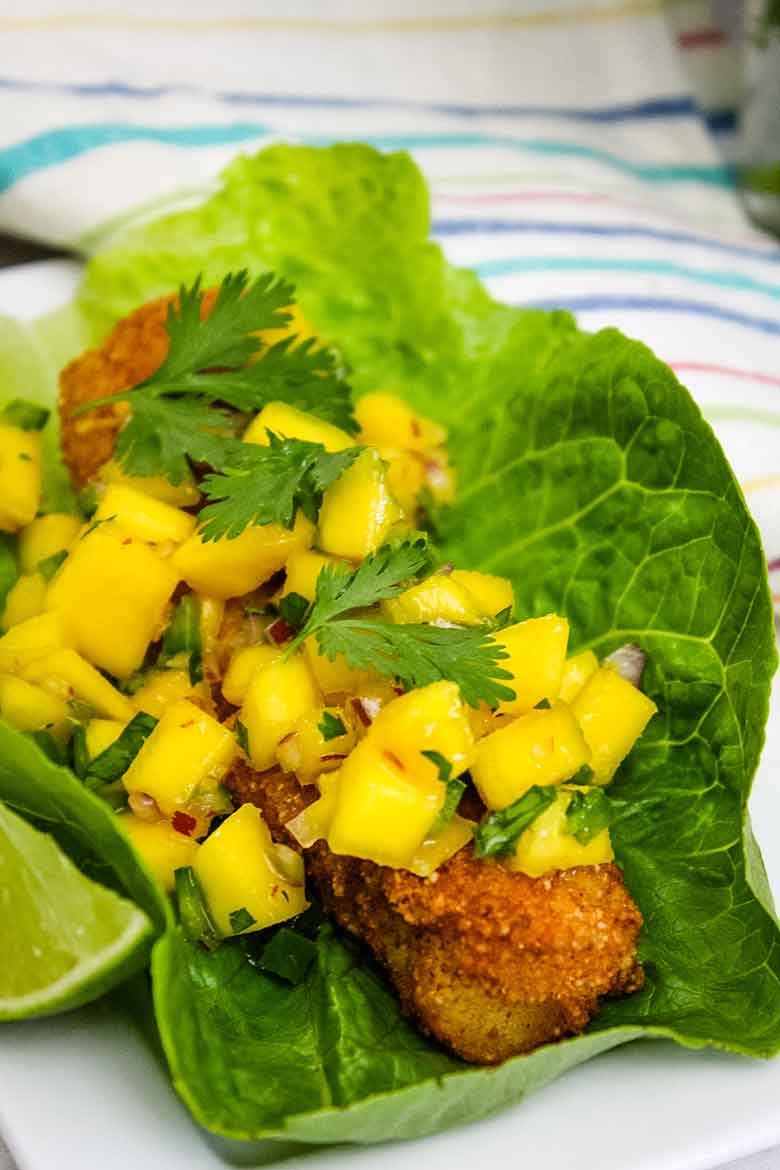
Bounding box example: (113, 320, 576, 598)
(265, 617, 294, 645)
(172, 810, 198, 837)
(605, 643, 647, 688)
(128, 792, 161, 822)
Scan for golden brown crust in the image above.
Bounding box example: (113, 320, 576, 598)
(58, 289, 219, 486)
(226, 758, 644, 1064)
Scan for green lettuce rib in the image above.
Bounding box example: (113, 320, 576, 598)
(8, 142, 778, 1143)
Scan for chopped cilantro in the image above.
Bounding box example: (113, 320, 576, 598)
(228, 906, 257, 935)
(318, 711, 347, 741)
(278, 591, 311, 632)
(2, 399, 50, 431)
(235, 720, 250, 754)
(564, 788, 612, 844)
(534, 697, 552, 710)
(37, 549, 68, 582)
(472, 785, 557, 859)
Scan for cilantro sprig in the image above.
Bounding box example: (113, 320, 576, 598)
(289, 539, 515, 708)
(198, 434, 361, 541)
(74, 271, 358, 532)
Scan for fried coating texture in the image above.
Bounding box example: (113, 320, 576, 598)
(59, 289, 218, 487)
(227, 759, 644, 1065)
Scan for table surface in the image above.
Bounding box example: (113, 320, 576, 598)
(0, 234, 778, 1170)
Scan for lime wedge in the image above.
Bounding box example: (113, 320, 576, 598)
(0, 802, 153, 1019)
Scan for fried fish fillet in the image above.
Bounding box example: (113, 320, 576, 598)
(227, 758, 644, 1065)
(59, 290, 218, 487)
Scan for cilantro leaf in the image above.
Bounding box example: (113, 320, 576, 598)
(153, 271, 292, 383)
(198, 436, 361, 541)
(161, 595, 203, 684)
(278, 592, 310, 631)
(291, 538, 432, 649)
(472, 785, 557, 859)
(421, 750, 466, 838)
(73, 270, 357, 494)
(290, 538, 514, 707)
(564, 788, 612, 844)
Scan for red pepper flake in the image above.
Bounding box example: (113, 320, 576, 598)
(320, 753, 347, 762)
(411, 419, 422, 438)
(172, 811, 197, 837)
(281, 889, 290, 902)
(266, 617, 294, 644)
(180, 719, 196, 728)
(121, 537, 133, 545)
(383, 749, 405, 772)
(351, 698, 372, 727)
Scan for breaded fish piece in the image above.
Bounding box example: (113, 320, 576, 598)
(59, 290, 218, 487)
(227, 759, 644, 1065)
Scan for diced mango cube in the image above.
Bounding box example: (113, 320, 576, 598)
(199, 597, 225, 657)
(285, 774, 341, 848)
(194, 803, 306, 935)
(116, 812, 199, 893)
(327, 739, 445, 867)
(471, 702, 590, 810)
(243, 401, 353, 452)
(494, 614, 569, 715)
(571, 666, 657, 784)
(507, 789, 614, 877)
(0, 611, 72, 674)
(2, 572, 47, 630)
(22, 648, 134, 721)
(46, 520, 179, 678)
(19, 513, 81, 572)
(281, 550, 343, 603)
(221, 645, 282, 708)
(0, 674, 70, 736)
(240, 653, 320, 771)
(449, 570, 514, 618)
(380, 447, 426, 515)
(85, 718, 126, 760)
(0, 423, 41, 532)
(171, 511, 313, 599)
(122, 698, 236, 821)
(302, 637, 375, 698)
(276, 705, 356, 783)
(355, 391, 446, 453)
(424, 451, 456, 505)
(369, 681, 475, 783)
(382, 574, 484, 627)
(132, 669, 210, 718)
(94, 484, 196, 545)
(406, 814, 476, 877)
(559, 649, 599, 704)
(318, 448, 402, 560)
(99, 460, 200, 507)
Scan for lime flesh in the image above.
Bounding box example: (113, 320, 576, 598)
(0, 802, 152, 1018)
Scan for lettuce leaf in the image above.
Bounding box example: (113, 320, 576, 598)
(7, 144, 779, 1142)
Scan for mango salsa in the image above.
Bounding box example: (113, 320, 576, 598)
(507, 789, 614, 877)
(572, 666, 657, 784)
(276, 705, 356, 782)
(117, 811, 199, 892)
(194, 804, 306, 935)
(355, 391, 446, 453)
(99, 460, 201, 508)
(559, 649, 599, 704)
(318, 448, 402, 559)
(382, 574, 485, 627)
(132, 668, 210, 719)
(369, 681, 475, 783)
(327, 739, 445, 867)
(19, 513, 81, 572)
(122, 698, 236, 822)
(172, 511, 313, 599)
(240, 652, 320, 771)
(85, 718, 125, 760)
(22, 648, 134, 722)
(0, 674, 70, 737)
(2, 572, 47, 630)
(243, 401, 353, 451)
(494, 614, 569, 715)
(471, 702, 591, 810)
(46, 519, 179, 678)
(94, 483, 197, 545)
(221, 644, 282, 707)
(0, 611, 73, 674)
(281, 549, 343, 603)
(0, 423, 41, 532)
(449, 569, 514, 618)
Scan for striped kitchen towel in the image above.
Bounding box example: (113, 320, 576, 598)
(0, 0, 778, 608)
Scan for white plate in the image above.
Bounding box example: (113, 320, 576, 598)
(0, 261, 779, 1170)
